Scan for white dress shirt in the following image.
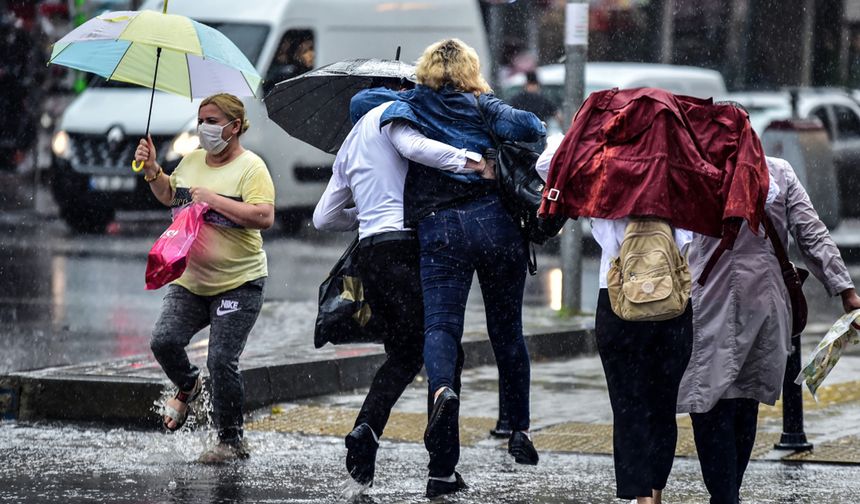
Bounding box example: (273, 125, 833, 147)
(313, 102, 481, 239)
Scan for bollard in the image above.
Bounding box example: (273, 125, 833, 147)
(774, 333, 813, 451)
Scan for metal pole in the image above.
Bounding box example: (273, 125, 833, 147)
(561, 0, 588, 313)
(525, 0, 540, 64)
(799, 0, 814, 86)
(487, 3, 504, 92)
(774, 333, 813, 451)
(725, 0, 750, 89)
(660, 0, 675, 64)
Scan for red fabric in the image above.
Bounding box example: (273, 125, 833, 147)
(145, 203, 209, 290)
(539, 88, 769, 240)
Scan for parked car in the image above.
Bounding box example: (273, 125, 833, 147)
(726, 88, 860, 218)
(501, 62, 728, 139)
(50, 0, 491, 233)
(501, 62, 727, 103)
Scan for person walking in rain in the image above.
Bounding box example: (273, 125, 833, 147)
(509, 71, 560, 125)
(678, 147, 860, 502)
(134, 93, 275, 464)
(536, 135, 693, 504)
(351, 38, 546, 498)
(313, 78, 488, 488)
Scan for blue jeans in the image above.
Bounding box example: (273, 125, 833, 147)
(418, 193, 531, 431)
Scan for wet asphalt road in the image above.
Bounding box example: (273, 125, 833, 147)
(3, 420, 860, 504)
(1, 212, 856, 374)
(0, 214, 597, 374)
(5, 418, 860, 504)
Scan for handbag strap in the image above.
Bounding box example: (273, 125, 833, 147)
(473, 95, 502, 147)
(328, 235, 360, 277)
(762, 213, 794, 275)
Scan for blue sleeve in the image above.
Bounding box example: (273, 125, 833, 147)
(349, 87, 401, 124)
(479, 93, 546, 142)
(379, 102, 422, 130)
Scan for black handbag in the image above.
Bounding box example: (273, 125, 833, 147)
(313, 237, 379, 348)
(474, 100, 567, 251)
(763, 215, 809, 335)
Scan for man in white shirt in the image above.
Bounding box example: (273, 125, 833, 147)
(313, 95, 486, 489)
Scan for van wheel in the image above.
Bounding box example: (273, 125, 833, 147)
(278, 209, 307, 235)
(60, 204, 115, 234)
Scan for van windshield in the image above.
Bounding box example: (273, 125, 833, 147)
(204, 22, 269, 65)
(89, 22, 269, 89)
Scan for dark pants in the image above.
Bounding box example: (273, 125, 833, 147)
(419, 193, 530, 477)
(150, 278, 265, 443)
(690, 398, 760, 504)
(352, 235, 425, 438)
(595, 289, 693, 500)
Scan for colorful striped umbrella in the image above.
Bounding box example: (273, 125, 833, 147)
(48, 2, 262, 170)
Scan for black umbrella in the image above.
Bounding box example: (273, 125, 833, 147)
(264, 57, 417, 154)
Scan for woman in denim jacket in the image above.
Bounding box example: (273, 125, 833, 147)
(351, 38, 545, 498)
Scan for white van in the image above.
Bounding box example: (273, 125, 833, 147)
(50, 0, 490, 233)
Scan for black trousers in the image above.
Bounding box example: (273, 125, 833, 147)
(352, 236, 425, 438)
(595, 289, 693, 500)
(690, 398, 760, 504)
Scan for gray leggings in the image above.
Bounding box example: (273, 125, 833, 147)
(151, 278, 265, 442)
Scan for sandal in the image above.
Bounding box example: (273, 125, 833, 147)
(162, 376, 203, 431)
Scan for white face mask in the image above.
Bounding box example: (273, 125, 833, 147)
(197, 121, 234, 154)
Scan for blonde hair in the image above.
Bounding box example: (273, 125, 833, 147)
(200, 93, 250, 135)
(415, 38, 492, 95)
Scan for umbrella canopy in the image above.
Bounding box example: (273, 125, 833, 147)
(49, 9, 261, 98)
(264, 58, 416, 154)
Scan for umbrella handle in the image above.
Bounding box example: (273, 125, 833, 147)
(132, 47, 163, 174)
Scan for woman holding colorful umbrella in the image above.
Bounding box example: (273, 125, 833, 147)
(135, 92, 275, 463)
(50, 2, 271, 462)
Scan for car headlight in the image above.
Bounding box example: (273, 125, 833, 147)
(165, 131, 199, 162)
(52, 130, 70, 159)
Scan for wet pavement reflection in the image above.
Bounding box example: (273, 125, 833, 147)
(0, 218, 597, 374)
(2, 420, 860, 503)
(1, 216, 856, 374)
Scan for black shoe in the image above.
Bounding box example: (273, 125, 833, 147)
(508, 431, 539, 465)
(424, 388, 460, 453)
(490, 418, 512, 438)
(425, 471, 468, 499)
(345, 423, 378, 486)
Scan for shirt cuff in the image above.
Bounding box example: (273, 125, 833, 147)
(465, 151, 483, 163)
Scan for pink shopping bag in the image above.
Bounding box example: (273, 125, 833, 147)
(145, 202, 209, 290)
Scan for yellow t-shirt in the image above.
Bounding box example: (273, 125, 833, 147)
(169, 149, 275, 296)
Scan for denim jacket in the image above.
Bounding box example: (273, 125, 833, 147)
(350, 84, 545, 224)
(351, 85, 546, 181)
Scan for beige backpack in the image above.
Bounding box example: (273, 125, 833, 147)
(606, 218, 691, 322)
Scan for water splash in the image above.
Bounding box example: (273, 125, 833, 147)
(340, 475, 371, 502)
(147, 377, 220, 461)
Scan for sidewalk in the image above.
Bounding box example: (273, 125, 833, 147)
(248, 354, 860, 467)
(0, 302, 593, 426)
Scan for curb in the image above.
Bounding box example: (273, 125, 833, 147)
(1, 328, 594, 428)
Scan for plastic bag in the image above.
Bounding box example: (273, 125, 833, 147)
(314, 236, 378, 348)
(795, 309, 860, 399)
(145, 202, 209, 290)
